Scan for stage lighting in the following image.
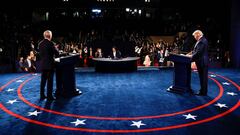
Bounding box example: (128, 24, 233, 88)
(73, 11, 79, 17)
(45, 12, 49, 21)
(146, 13, 151, 18)
(138, 10, 142, 14)
(61, 12, 66, 16)
(0, 48, 3, 52)
(126, 8, 130, 12)
(92, 9, 101, 14)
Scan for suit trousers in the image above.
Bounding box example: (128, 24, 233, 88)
(40, 69, 54, 97)
(196, 63, 208, 94)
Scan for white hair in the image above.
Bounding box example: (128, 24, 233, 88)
(192, 30, 203, 36)
(43, 30, 52, 40)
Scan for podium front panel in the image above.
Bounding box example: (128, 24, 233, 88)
(168, 53, 191, 93)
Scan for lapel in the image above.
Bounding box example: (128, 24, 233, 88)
(194, 41, 199, 50)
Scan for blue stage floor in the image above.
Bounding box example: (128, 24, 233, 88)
(0, 68, 239, 135)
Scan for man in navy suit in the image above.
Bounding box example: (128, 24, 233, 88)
(190, 30, 209, 96)
(38, 30, 59, 100)
(110, 46, 122, 59)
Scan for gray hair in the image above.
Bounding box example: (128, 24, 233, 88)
(43, 30, 52, 39)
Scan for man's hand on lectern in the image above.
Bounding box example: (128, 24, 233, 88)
(186, 51, 192, 57)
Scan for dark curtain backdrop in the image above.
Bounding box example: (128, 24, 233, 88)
(231, 0, 240, 68)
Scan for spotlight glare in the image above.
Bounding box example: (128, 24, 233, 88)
(138, 10, 142, 14)
(92, 9, 101, 13)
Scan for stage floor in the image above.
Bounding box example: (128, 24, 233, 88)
(0, 68, 239, 135)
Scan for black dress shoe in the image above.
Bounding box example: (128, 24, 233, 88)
(47, 96, 56, 100)
(40, 95, 46, 100)
(189, 89, 194, 94)
(195, 92, 207, 96)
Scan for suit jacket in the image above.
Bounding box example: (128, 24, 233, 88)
(38, 39, 59, 70)
(110, 50, 122, 59)
(192, 36, 208, 66)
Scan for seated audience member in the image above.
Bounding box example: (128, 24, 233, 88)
(77, 49, 84, 67)
(89, 47, 93, 58)
(29, 51, 37, 72)
(87, 47, 94, 67)
(26, 55, 32, 72)
(18, 57, 26, 72)
(157, 50, 165, 66)
(191, 62, 197, 70)
(95, 48, 104, 58)
(110, 46, 121, 59)
(143, 55, 151, 67)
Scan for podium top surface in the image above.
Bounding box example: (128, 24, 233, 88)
(92, 57, 140, 62)
(168, 53, 191, 63)
(169, 53, 192, 58)
(55, 53, 80, 63)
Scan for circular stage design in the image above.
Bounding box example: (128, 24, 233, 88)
(0, 71, 239, 133)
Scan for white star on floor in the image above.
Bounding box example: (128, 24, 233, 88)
(70, 119, 86, 126)
(130, 121, 146, 128)
(28, 110, 42, 116)
(16, 80, 23, 83)
(6, 99, 19, 104)
(227, 92, 238, 96)
(7, 88, 14, 92)
(183, 113, 197, 120)
(210, 75, 216, 77)
(222, 82, 230, 85)
(32, 73, 38, 76)
(215, 103, 228, 108)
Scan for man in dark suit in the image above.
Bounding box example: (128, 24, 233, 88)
(38, 30, 59, 100)
(110, 46, 121, 59)
(190, 30, 209, 96)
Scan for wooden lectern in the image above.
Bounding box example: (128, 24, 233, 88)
(55, 53, 82, 98)
(167, 53, 192, 93)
